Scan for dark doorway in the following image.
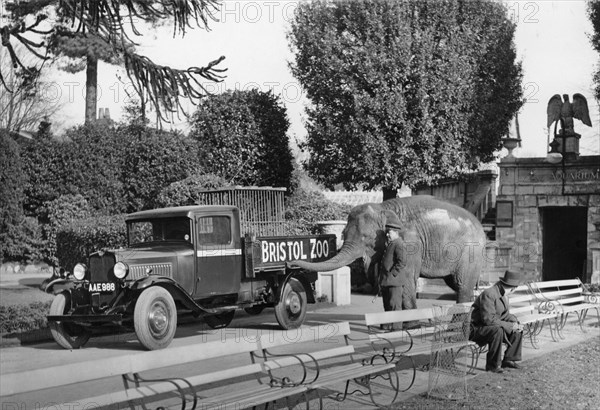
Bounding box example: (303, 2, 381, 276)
(541, 207, 588, 281)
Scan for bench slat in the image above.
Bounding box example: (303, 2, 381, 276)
(365, 308, 434, 327)
(531, 279, 580, 289)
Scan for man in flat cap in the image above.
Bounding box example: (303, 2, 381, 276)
(378, 215, 417, 329)
(470, 270, 525, 373)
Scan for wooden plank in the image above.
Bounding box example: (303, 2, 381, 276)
(259, 322, 351, 350)
(365, 308, 434, 327)
(531, 279, 580, 289)
(534, 289, 582, 300)
(1, 323, 352, 396)
(1, 338, 261, 396)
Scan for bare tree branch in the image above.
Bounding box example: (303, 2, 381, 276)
(1, 0, 226, 122)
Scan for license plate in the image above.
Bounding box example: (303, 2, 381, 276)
(88, 282, 116, 293)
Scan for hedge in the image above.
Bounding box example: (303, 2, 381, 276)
(0, 301, 52, 333)
(56, 214, 127, 272)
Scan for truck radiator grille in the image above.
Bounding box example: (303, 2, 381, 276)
(129, 263, 172, 280)
(89, 254, 116, 282)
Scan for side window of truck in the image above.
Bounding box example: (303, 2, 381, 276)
(197, 216, 231, 245)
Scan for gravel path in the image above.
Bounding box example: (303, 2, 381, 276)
(394, 335, 600, 409)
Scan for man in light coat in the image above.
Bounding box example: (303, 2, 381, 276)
(470, 270, 525, 373)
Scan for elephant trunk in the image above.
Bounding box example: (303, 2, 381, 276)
(288, 241, 364, 272)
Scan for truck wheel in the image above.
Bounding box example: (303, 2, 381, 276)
(134, 287, 177, 350)
(275, 278, 307, 330)
(244, 306, 265, 315)
(204, 310, 235, 329)
(49, 293, 91, 349)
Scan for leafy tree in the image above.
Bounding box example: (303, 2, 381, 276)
(1, 1, 226, 123)
(284, 187, 351, 235)
(588, 0, 600, 102)
(20, 124, 67, 217)
(0, 130, 26, 261)
(288, 0, 523, 199)
(156, 173, 229, 207)
(0, 46, 62, 131)
(60, 123, 127, 214)
(189, 89, 296, 190)
(118, 122, 200, 212)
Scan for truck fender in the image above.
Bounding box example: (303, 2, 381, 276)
(129, 276, 224, 315)
(45, 279, 76, 295)
(279, 271, 316, 304)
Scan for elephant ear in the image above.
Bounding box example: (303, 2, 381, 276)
(383, 210, 400, 227)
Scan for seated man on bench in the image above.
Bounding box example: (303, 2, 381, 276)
(470, 270, 525, 373)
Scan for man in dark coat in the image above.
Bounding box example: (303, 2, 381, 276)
(378, 217, 417, 329)
(470, 270, 525, 373)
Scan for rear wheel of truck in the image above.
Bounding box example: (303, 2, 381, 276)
(49, 292, 91, 349)
(134, 287, 177, 350)
(204, 310, 235, 329)
(275, 278, 307, 329)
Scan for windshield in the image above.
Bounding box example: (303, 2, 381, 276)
(128, 217, 192, 245)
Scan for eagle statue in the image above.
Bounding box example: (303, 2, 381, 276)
(546, 93, 592, 135)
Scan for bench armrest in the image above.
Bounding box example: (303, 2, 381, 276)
(537, 300, 561, 314)
(368, 330, 414, 359)
(583, 293, 600, 304)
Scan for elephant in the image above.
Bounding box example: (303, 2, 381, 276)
(289, 195, 487, 304)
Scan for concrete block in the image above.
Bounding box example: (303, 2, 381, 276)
(317, 267, 351, 306)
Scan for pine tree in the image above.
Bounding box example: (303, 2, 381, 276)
(0, 1, 226, 123)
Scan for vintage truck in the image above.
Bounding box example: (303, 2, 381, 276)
(46, 192, 337, 350)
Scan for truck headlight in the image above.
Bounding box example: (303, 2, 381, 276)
(73, 263, 87, 280)
(114, 262, 128, 279)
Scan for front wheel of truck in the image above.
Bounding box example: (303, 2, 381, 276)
(134, 287, 177, 350)
(275, 278, 307, 330)
(49, 292, 91, 349)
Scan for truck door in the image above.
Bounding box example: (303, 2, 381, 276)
(194, 214, 242, 298)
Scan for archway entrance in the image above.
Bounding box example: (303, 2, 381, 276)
(541, 207, 588, 281)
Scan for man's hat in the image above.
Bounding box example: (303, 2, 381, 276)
(385, 215, 403, 230)
(499, 270, 523, 287)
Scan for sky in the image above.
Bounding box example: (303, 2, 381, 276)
(42, 0, 600, 159)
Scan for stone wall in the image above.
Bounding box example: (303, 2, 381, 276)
(494, 156, 600, 280)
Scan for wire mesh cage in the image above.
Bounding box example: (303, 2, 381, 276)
(196, 187, 287, 237)
(427, 304, 472, 401)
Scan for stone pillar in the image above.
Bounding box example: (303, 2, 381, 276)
(591, 242, 600, 285)
(316, 267, 351, 305)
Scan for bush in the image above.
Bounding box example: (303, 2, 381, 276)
(56, 214, 127, 272)
(155, 173, 229, 207)
(0, 301, 51, 333)
(189, 89, 295, 191)
(118, 123, 200, 212)
(0, 130, 27, 262)
(41, 194, 92, 266)
(284, 188, 351, 235)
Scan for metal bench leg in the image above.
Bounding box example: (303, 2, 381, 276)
(575, 310, 589, 332)
(366, 368, 400, 407)
(556, 315, 568, 339)
(393, 355, 417, 391)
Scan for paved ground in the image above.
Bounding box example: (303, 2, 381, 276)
(1, 271, 598, 409)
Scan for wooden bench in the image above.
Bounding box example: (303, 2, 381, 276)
(258, 321, 400, 408)
(527, 279, 600, 336)
(0, 322, 399, 409)
(364, 305, 480, 392)
(507, 285, 562, 348)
